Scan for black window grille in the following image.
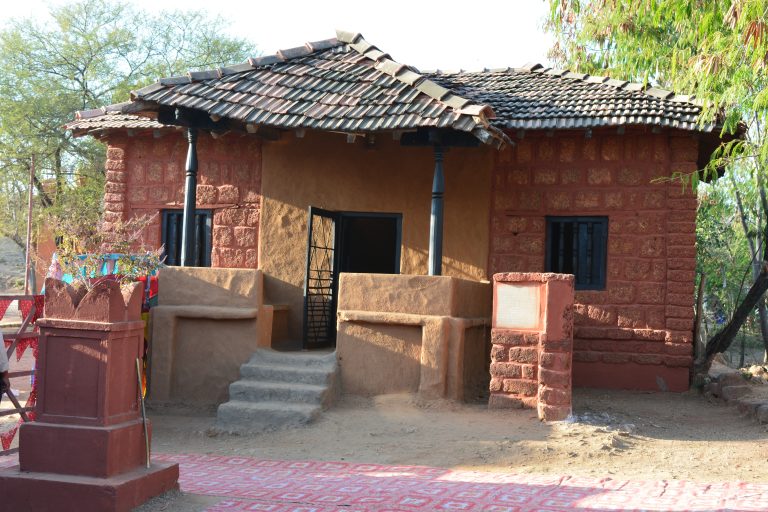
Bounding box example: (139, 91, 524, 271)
(161, 210, 212, 267)
(545, 216, 607, 290)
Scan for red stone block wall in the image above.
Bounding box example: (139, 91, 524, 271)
(490, 272, 575, 421)
(489, 130, 698, 392)
(489, 331, 540, 409)
(102, 131, 262, 268)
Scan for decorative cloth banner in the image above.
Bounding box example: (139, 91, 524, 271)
(14, 336, 38, 363)
(0, 299, 11, 322)
(0, 425, 18, 451)
(0, 295, 41, 452)
(17, 295, 45, 325)
(0, 366, 38, 451)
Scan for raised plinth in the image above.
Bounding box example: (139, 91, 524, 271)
(0, 278, 179, 510)
(490, 272, 575, 421)
(0, 462, 179, 512)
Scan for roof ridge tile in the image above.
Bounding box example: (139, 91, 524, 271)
(563, 71, 588, 80)
(395, 68, 422, 86)
(349, 39, 375, 55)
(585, 75, 609, 84)
(157, 76, 189, 86)
(342, 32, 496, 128)
(277, 44, 313, 60)
(375, 58, 406, 77)
(249, 54, 283, 67)
(520, 62, 544, 72)
(415, 80, 450, 101)
(220, 62, 256, 76)
(335, 29, 361, 44)
(624, 82, 645, 92)
(104, 101, 133, 112)
(646, 87, 674, 100)
(306, 38, 339, 52)
(76, 107, 106, 120)
(188, 69, 219, 81)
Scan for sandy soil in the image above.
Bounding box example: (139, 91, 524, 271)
(149, 389, 767, 481)
(133, 388, 768, 510)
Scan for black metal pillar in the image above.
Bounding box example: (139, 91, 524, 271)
(428, 145, 444, 276)
(180, 127, 198, 266)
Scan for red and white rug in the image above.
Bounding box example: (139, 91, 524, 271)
(2, 453, 767, 511)
(156, 454, 768, 511)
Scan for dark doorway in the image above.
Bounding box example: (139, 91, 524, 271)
(338, 214, 401, 274)
(303, 208, 401, 349)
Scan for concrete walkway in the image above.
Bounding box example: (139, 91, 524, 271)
(2, 453, 766, 511)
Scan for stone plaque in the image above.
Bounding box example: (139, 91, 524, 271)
(495, 283, 540, 329)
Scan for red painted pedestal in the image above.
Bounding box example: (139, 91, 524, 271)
(0, 279, 179, 512)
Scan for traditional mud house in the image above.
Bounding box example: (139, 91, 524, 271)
(67, 30, 726, 409)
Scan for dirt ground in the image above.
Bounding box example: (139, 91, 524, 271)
(133, 388, 768, 510)
(149, 389, 767, 483)
(3, 358, 766, 510)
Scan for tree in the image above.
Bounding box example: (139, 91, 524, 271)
(0, 0, 255, 260)
(696, 166, 763, 359)
(546, 0, 768, 367)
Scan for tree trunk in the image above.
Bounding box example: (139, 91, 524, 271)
(693, 273, 706, 359)
(32, 175, 53, 208)
(700, 187, 768, 371)
(758, 298, 768, 360)
(739, 332, 746, 368)
(717, 176, 768, 367)
(54, 148, 63, 201)
(703, 263, 768, 365)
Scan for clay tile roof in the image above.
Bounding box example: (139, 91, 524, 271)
(66, 102, 168, 136)
(127, 30, 507, 147)
(426, 65, 713, 132)
(71, 34, 718, 139)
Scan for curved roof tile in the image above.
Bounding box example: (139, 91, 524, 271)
(69, 32, 716, 139)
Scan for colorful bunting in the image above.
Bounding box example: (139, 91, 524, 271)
(0, 299, 11, 321)
(17, 295, 44, 325)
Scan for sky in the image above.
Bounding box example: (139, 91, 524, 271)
(0, 0, 555, 71)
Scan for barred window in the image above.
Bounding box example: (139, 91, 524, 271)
(161, 210, 212, 267)
(545, 216, 607, 290)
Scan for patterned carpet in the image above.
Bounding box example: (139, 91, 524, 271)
(2, 453, 767, 511)
(155, 454, 768, 511)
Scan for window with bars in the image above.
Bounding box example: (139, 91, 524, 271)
(161, 210, 212, 267)
(545, 216, 607, 290)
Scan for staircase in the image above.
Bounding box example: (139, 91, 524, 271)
(215, 348, 339, 434)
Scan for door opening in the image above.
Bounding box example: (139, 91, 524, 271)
(338, 214, 401, 274)
(303, 208, 401, 349)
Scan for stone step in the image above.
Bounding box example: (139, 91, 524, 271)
(215, 348, 339, 434)
(215, 400, 321, 434)
(239, 362, 335, 386)
(248, 348, 337, 369)
(228, 380, 331, 406)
